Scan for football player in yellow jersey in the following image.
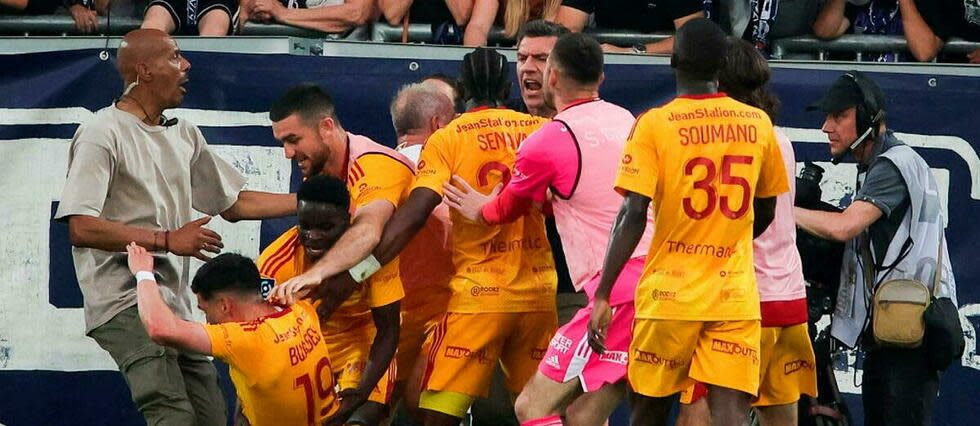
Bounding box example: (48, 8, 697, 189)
(319, 47, 558, 426)
(587, 18, 789, 426)
(123, 243, 338, 426)
(264, 84, 411, 425)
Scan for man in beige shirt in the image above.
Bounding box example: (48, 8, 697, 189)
(55, 29, 296, 425)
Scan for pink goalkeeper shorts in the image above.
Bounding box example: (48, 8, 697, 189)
(538, 257, 644, 392)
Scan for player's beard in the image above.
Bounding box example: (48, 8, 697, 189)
(543, 84, 556, 111)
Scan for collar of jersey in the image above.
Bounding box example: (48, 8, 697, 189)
(677, 92, 728, 100)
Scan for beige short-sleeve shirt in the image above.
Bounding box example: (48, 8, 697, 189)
(55, 105, 246, 333)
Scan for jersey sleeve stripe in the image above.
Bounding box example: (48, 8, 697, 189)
(260, 234, 298, 276)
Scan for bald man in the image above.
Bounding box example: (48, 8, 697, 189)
(55, 29, 296, 425)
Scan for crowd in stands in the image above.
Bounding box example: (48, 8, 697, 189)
(2, 0, 978, 62)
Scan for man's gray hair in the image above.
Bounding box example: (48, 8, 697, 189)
(390, 83, 455, 137)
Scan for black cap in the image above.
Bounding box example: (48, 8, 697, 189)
(807, 75, 863, 113)
(807, 71, 885, 114)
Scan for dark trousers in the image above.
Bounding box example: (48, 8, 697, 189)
(90, 305, 227, 426)
(862, 342, 940, 426)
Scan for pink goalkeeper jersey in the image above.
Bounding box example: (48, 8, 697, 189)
(508, 99, 653, 301)
(754, 127, 807, 326)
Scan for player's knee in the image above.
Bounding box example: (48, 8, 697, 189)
(141, 5, 176, 33)
(197, 8, 231, 36)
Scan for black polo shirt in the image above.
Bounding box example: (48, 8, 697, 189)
(561, 0, 703, 33)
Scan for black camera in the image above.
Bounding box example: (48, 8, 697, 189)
(794, 162, 845, 321)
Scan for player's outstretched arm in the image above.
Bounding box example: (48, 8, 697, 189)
(221, 191, 297, 222)
(753, 197, 777, 238)
(373, 188, 443, 265)
(127, 242, 213, 355)
(588, 192, 650, 353)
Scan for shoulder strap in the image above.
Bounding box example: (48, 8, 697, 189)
(932, 231, 945, 298)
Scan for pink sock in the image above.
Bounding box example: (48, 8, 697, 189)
(521, 415, 564, 426)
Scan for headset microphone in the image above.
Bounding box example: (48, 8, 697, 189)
(830, 125, 874, 165)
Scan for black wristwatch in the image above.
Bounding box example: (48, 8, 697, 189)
(632, 43, 647, 54)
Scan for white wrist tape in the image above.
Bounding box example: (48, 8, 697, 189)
(348, 255, 382, 283)
(135, 271, 156, 283)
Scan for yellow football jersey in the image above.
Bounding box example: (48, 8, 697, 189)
(204, 301, 338, 426)
(615, 93, 789, 321)
(412, 107, 557, 313)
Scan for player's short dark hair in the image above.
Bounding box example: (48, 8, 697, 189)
(671, 18, 729, 81)
(269, 83, 338, 128)
(517, 19, 570, 45)
(298, 174, 350, 211)
(550, 33, 603, 86)
(719, 38, 780, 122)
(460, 47, 511, 105)
(192, 253, 263, 300)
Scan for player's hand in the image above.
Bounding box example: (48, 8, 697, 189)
(444, 175, 501, 223)
(322, 388, 369, 426)
(169, 216, 224, 261)
(69, 5, 99, 34)
(312, 273, 361, 321)
(126, 242, 155, 275)
(268, 271, 323, 306)
(587, 298, 612, 354)
(968, 47, 980, 64)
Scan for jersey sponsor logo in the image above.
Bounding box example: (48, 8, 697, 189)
(622, 154, 633, 165)
(480, 237, 543, 256)
(667, 107, 764, 122)
(444, 345, 492, 364)
(288, 327, 323, 366)
(454, 117, 541, 134)
(719, 287, 747, 302)
(650, 288, 678, 301)
(651, 268, 686, 279)
(678, 124, 759, 146)
(470, 285, 500, 296)
(531, 348, 546, 360)
(710, 339, 759, 364)
(633, 349, 684, 369)
(784, 359, 815, 375)
(666, 240, 736, 258)
(417, 160, 427, 170)
(598, 351, 628, 365)
(549, 333, 573, 354)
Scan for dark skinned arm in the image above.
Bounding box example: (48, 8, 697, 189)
(587, 192, 651, 353)
(323, 301, 401, 425)
(313, 188, 441, 320)
(753, 197, 777, 238)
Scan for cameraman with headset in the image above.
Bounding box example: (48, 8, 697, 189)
(794, 71, 959, 426)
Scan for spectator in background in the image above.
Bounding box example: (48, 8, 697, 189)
(1, 0, 68, 18)
(812, 0, 906, 62)
(707, 0, 820, 54)
(0, 0, 110, 35)
(245, 0, 376, 34)
(379, 0, 474, 43)
(554, 0, 703, 54)
(142, 0, 237, 35)
(904, 0, 980, 63)
(462, 0, 560, 46)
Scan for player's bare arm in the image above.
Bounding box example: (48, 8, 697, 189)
(220, 191, 297, 223)
(794, 200, 883, 242)
(127, 242, 213, 354)
(272, 199, 395, 305)
(69, 215, 224, 262)
(753, 197, 777, 238)
(587, 191, 651, 353)
(325, 301, 401, 425)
